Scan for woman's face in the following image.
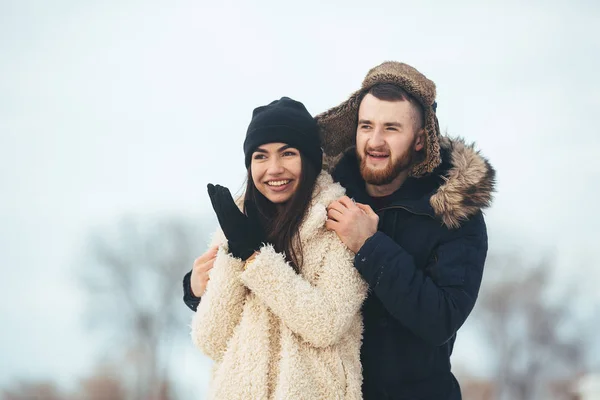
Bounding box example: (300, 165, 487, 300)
(250, 142, 302, 204)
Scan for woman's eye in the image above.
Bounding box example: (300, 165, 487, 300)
(253, 154, 266, 160)
(283, 151, 297, 157)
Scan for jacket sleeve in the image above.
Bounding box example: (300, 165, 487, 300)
(240, 232, 368, 348)
(182, 270, 201, 311)
(190, 245, 247, 362)
(355, 212, 488, 346)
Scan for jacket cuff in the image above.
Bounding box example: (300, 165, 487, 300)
(183, 270, 201, 312)
(354, 231, 390, 287)
(239, 244, 283, 287)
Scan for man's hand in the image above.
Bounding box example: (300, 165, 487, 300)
(326, 196, 379, 253)
(191, 245, 218, 297)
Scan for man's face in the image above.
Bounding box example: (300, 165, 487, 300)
(356, 94, 424, 186)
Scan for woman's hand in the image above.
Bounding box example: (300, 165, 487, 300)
(207, 184, 266, 260)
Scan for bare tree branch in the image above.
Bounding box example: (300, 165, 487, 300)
(78, 214, 209, 400)
(470, 254, 590, 400)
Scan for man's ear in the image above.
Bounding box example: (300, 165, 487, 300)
(415, 130, 425, 152)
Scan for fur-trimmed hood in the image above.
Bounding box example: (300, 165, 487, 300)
(332, 136, 496, 229)
(430, 137, 496, 228)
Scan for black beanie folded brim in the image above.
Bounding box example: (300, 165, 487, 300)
(243, 125, 322, 171)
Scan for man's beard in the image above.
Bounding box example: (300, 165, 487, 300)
(357, 139, 417, 186)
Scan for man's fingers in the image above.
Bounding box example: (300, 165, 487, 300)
(196, 255, 216, 270)
(337, 196, 358, 210)
(194, 258, 215, 274)
(327, 207, 343, 221)
(356, 202, 377, 216)
(327, 200, 340, 211)
(327, 199, 352, 215)
(199, 258, 215, 272)
(325, 218, 342, 232)
(194, 245, 219, 266)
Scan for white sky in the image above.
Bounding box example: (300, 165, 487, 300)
(1, 0, 599, 393)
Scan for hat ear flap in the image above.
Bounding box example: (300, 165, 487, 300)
(315, 90, 363, 157)
(409, 108, 442, 177)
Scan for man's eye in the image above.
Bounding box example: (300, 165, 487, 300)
(283, 151, 297, 157)
(253, 154, 266, 160)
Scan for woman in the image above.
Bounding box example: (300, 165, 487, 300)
(191, 97, 368, 399)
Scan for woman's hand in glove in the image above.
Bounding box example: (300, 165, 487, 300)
(207, 184, 266, 260)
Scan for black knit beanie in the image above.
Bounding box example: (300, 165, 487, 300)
(243, 97, 323, 171)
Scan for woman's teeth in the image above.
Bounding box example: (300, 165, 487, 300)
(267, 180, 290, 187)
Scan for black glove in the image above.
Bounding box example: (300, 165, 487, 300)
(207, 184, 266, 260)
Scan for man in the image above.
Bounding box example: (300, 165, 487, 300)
(184, 61, 495, 399)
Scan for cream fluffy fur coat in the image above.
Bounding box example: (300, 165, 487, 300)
(191, 172, 368, 399)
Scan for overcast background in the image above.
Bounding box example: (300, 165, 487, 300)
(1, 0, 599, 397)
